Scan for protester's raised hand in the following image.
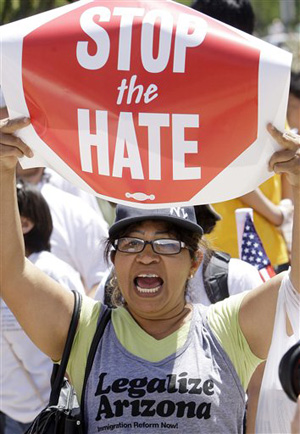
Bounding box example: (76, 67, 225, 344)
(268, 124, 300, 187)
(0, 117, 32, 170)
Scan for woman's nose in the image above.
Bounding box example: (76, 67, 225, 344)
(136, 243, 160, 263)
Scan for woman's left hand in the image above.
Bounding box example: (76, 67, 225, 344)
(268, 124, 300, 187)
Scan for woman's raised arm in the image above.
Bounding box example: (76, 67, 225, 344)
(239, 125, 300, 359)
(0, 117, 74, 360)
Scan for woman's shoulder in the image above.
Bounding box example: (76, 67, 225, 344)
(205, 292, 262, 390)
(67, 296, 103, 401)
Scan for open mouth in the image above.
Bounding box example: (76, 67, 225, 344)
(134, 274, 164, 294)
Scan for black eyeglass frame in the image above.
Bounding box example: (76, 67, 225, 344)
(113, 237, 189, 255)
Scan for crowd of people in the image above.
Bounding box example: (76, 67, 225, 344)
(0, 0, 300, 433)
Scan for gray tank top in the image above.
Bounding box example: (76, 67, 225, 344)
(84, 305, 245, 433)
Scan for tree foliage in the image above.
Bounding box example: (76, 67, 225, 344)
(0, 0, 66, 24)
(176, 0, 300, 34)
(1, 0, 299, 34)
(251, 0, 300, 34)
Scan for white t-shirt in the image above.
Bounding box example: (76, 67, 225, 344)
(94, 258, 263, 305)
(94, 268, 112, 302)
(40, 183, 108, 291)
(43, 168, 103, 217)
(0, 251, 85, 423)
(29, 251, 85, 293)
(187, 257, 263, 305)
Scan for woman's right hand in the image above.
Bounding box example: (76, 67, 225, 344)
(0, 117, 33, 170)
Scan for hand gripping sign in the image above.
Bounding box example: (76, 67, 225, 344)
(1, 0, 291, 208)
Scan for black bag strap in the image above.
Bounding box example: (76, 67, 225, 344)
(80, 307, 111, 420)
(49, 289, 82, 406)
(203, 250, 230, 304)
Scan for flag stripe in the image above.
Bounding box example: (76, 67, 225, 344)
(241, 213, 275, 281)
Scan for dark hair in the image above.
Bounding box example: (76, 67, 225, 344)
(17, 180, 53, 254)
(194, 205, 221, 234)
(191, 0, 255, 35)
(104, 220, 205, 307)
(290, 72, 300, 99)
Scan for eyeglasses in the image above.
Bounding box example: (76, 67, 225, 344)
(113, 237, 189, 255)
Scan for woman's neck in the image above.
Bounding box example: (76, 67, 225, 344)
(126, 304, 193, 340)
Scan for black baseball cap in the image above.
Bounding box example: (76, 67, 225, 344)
(109, 205, 204, 237)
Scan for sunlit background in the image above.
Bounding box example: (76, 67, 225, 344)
(1, 0, 299, 70)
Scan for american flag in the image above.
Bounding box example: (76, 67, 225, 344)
(241, 213, 276, 281)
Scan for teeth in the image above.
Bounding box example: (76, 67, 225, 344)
(137, 274, 159, 278)
(136, 286, 161, 293)
(135, 274, 162, 294)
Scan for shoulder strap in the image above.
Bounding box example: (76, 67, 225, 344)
(49, 289, 82, 406)
(80, 307, 111, 419)
(203, 250, 231, 304)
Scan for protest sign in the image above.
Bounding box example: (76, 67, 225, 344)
(0, 0, 292, 208)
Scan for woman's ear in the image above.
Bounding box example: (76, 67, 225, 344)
(20, 216, 34, 235)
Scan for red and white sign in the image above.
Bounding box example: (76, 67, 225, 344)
(0, 0, 292, 208)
